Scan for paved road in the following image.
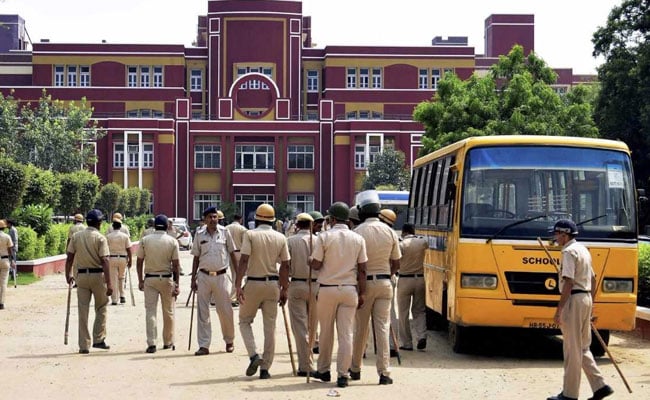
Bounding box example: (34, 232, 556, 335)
(1, 250, 649, 399)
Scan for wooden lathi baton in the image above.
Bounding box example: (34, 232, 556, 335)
(536, 237, 633, 394)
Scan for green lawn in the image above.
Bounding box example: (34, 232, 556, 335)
(11, 272, 41, 286)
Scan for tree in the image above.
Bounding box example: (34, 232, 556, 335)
(57, 173, 82, 218)
(122, 186, 142, 216)
(137, 188, 152, 215)
(0, 155, 27, 217)
(592, 0, 650, 192)
(76, 170, 101, 215)
(22, 164, 60, 208)
(362, 147, 411, 190)
(0, 90, 105, 173)
(94, 182, 122, 217)
(414, 45, 599, 153)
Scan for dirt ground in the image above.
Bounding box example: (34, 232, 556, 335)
(1, 251, 650, 400)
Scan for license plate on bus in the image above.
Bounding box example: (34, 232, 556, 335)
(526, 319, 559, 329)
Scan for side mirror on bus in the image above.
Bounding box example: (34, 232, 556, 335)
(638, 189, 648, 203)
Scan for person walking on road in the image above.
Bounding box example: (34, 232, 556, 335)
(191, 206, 238, 356)
(67, 214, 86, 247)
(235, 204, 290, 380)
(106, 215, 132, 305)
(106, 212, 130, 236)
(310, 202, 367, 388)
(6, 219, 17, 276)
(137, 214, 180, 354)
(0, 219, 17, 310)
(64, 209, 113, 353)
(350, 190, 401, 385)
(396, 223, 428, 351)
(226, 213, 247, 305)
(547, 219, 613, 400)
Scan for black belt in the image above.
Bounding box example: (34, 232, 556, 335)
(199, 268, 227, 276)
(320, 284, 356, 287)
(571, 289, 590, 295)
(145, 273, 172, 278)
(367, 274, 391, 280)
(247, 276, 279, 281)
(233, 250, 241, 252)
(292, 278, 317, 282)
(78, 268, 103, 273)
(109, 255, 127, 258)
(399, 273, 423, 278)
(0, 255, 8, 259)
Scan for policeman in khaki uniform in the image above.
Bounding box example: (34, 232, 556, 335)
(137, 214, 180, 354)
(106, 212, 130, 236)
(0, 219, 17, 310)
(396, 223, 428, 351)
(378, 208, 401, 357)
(140, 218, 155, 239)
(65, 209, 113, 353)
(351, 190, 401, 385)
(226, 213, 247, 303)
(287, 212, 318, 376)
(547, 220, 613, 400)
(191, 206, 238, 356)
(235, 204, 290, 380)
(67, 214, 86, 247)
(106, 215, 132, 305)
(310, 202, 367, 388)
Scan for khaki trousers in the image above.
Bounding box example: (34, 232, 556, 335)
(288, 281, 318, 372)
(196, 271, 234, 348)
(317, 285, 357, 377)
(144, 277, 175, 347)
(351, 279, 393, 376)
(0, 261, 10, 304)
(229, 252, 241, 301)
(76, 272, 108, 350)
(109, 258, 127, 303)
(239, 280, 280, 370)
(560, 293, 606, 398)
(397, 277, 427, 347)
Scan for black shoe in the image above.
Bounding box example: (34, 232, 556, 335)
(162, 343, 175, 350)
(79, 349, 89, 354)
(231, 301, 240, 307)
(399, 346, 413, 351)
(179, 272, 185, 276)
(337, 376, 349, 388)
(312, 370, 331, 382)
(0, 304, 4, 310)
(349, 369, 360, 381)
(111, 302, 118, 306)
(246, 354, 263, 376)
(390, 349, 399, 358)
(417, 338, 427, 350)
(297, 370, 311, 377)
(120, 297, 126, 304)
(547, 393, 577, 400)
(92, 341, 110, 350)
(259, 369, 271, 379)
(379, 374, 393, 385)
(312, 346, 319, 354)
(195, 347, 209, 356)
(588, 385, 614, 400)
(146, 345, 157, 354)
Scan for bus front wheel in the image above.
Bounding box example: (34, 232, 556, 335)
(449, 322, 470, 353)
(590, 329, 609, 357)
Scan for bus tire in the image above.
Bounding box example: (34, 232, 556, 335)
(449, 322, 470, 353)
(590, 329, 609, 357)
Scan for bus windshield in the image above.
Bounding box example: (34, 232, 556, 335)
(461, 145, 636, 240)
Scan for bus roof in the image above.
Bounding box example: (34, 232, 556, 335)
(413, 135, 631, 168)
(376, 190, 409, 204)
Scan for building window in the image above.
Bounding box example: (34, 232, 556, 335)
(287, 194, 315, 214)
(54, 66, 65, 86)
(288, 145, 314, 169)
(359, 110, 370, 119)
(194, 194, 221, 221)
(355, 144, 381, 169)
(306, 111, 319, 120)
(113, 143, 125, 168)
(262, 67, 272, 90)
(431, 68, 441, 90)
(114, 143, 154, 168)
(347, 68, 356, 88)
(194, 144, 221, 169)
(67, 65, 77, 86)
(235, 145, 274, 170)
(190, 69, 202, 91)
(307, 70, 319, 92)
(128, 66, 138, 87)
(237, 67, 248, 89)
(249, 67, 261, 90)
(140, 66, 150, 87)
(79, 66, 90, 87)
(372, 67, 382, 88)
(359, 68, 369, 88)
(346, 111, 357, 120)
(153, 66, 163, 87)
(419, 69, 428, 89)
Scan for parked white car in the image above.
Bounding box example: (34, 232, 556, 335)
(169, 217, 193, 250)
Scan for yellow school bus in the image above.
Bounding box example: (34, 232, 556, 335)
(408, 135, 638, 353)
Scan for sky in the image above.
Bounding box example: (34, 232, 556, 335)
(1, 0, 622, 74)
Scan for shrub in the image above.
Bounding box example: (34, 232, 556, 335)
(43, 226, 62, 256)
(11, 204, 54, 237)
(123, 214, 152, 241)
(638, 243, 650, 307)
(54, 223, 70, 254)
(16, 226, 38, 261)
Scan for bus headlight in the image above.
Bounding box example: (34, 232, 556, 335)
(461, 274, 498, 289)
(602, 278, 634, 293)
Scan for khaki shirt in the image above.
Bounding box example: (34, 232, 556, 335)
(312, 223, 367, 285)
(399, 235, 428, 275)
(106, 230, 132, 256)
(68, 223, 85, 240)
(140, 227, 155, 239)
(0, 231, 13, 257)
(106, 224, 130, 237)
(354, 218, 401, 275)
(287, 230, 317, 280)
(559, 238, 594, 292)
(66, 227, 110, 268)
(191, 225, 235, 271)
(240, 224, 290, 277)
(137, 231, 179, 273)
(226, 221, 247, 250)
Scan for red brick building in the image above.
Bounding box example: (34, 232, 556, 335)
(0, 1, 587, 222)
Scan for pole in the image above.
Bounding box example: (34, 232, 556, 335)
(536, 237, 633, 394)
(12, 265, 17, 288)
(282, 304, 297, 376)
(64, 282, 72, 345)
(306, 222, 313, 383)
(127, 267, 135, 306)
(188, 289, 195, 351)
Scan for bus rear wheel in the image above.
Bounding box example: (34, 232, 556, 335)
(449, 322, 470, 353)
(590, 329, 609, 357)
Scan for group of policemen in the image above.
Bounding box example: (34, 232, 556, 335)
(61, 190, 430, 389)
